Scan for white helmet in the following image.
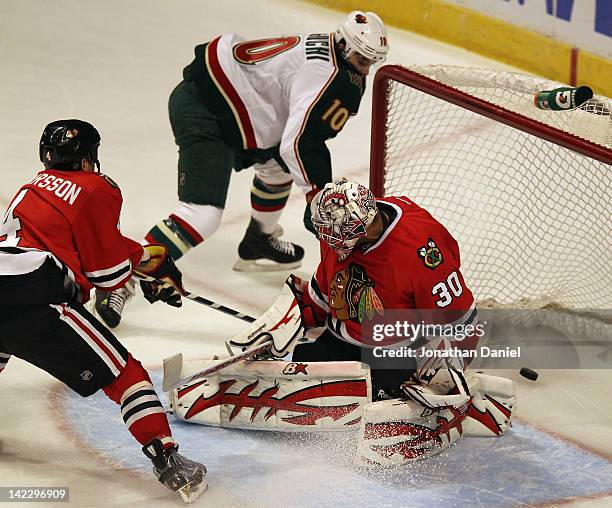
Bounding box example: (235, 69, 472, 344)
(311, 179, 378, 261)
(334, 11, 389, 63)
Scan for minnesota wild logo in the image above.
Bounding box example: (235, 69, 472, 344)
(417, 238, 443, 270)
(329, 263, 384, 323)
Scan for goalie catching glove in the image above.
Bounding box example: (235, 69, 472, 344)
(135, 244, 185, 307)
(228, 276, 306, 358)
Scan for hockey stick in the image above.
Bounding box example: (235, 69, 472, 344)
(162, 338, 273, 392)
(134, 272, 256, 323)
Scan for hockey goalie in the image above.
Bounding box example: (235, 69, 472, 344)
(167, 180, 517, 465)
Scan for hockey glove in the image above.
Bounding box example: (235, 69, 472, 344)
(135, 244, 184, 307)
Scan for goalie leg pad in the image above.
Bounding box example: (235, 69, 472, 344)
(463, 373, 517, 437)
(357, 396, 468, 466)
(171, 358, 371, 431)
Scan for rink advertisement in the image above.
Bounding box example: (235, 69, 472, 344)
(308, 0, 612, 96)
(445, 0, 612, 58)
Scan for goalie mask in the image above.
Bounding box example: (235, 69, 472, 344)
(335, 11, 389, 63)
(311, 180, 378, 261)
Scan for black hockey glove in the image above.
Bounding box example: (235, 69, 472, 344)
(135, 245, 184, 308)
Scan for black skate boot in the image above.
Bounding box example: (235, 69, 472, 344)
(94, 278, 135, 329)
(233, 218, 304, 272)
(143, 438, 207, 503)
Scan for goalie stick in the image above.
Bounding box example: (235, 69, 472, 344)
(134, 272, 256, 323)
(162, 339, 273, 392)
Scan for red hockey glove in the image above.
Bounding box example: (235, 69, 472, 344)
(135, 245, 184, 308)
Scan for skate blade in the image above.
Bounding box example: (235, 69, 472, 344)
(178, 477, 208, 504)
(232, 258, 302, 272)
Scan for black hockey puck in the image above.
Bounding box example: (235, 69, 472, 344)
(520, 367, 539, 381)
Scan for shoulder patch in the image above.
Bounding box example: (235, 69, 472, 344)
(417, 238, 444, 270)
(99, 173, 119, 190)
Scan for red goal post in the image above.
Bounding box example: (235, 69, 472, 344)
(369, 64, 611, 310)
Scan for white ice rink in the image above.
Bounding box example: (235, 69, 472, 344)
(1, 1, 612, 507)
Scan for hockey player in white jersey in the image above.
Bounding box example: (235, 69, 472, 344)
(96, 11, 390, 328)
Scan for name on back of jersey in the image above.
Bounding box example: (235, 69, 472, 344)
(305, 33, 330, 62)
(29, 172, 82, 206)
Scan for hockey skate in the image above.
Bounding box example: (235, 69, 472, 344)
(233, 219, 304, 272)
(143, 439, 207, 503)
(94, 278, 136, 329)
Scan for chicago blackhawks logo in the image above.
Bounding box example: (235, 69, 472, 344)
(329, 263, 383, 323)
(417, 238, 443, 270)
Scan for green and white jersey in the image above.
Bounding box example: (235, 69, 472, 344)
(187, 32, 365, 193)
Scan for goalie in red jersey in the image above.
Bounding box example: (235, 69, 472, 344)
(0, 120, 206, 502)
(287, 179, 517, 464)
(162, 178, 516, 464)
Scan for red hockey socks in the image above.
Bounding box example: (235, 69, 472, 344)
(103, 354, 173, 447)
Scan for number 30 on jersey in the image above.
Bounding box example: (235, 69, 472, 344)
(432, 271, 463, 308)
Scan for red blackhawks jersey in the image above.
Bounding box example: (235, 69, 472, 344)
(302, 196, 477, 347)
(0, 169, 143, 302)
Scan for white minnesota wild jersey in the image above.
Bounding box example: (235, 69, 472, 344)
(187, 32, 365, 193)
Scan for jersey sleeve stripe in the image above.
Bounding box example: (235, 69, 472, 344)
(308, 275, 329, 312)
(291, 33, 338, 189)
(86, 261, 132, 288)
(85, 259, 131, 279)
(206, 36, 257, 149)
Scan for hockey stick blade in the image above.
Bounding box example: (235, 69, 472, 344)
(162, 353, 184, 392)
(162, 341, 273, 392)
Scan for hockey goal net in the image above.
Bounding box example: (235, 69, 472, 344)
(370, 65, 611, 311)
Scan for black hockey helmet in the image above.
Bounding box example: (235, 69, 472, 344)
(39, 119, 101, 171)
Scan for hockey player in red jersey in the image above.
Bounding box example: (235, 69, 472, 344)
(158, 180, 515, 462)
(0, 120, 206, 502)
(291, 179, 479, 398)
(284, 180, 516, 464)
(94, 10, 390, 328)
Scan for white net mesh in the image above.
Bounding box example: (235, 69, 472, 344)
(379, 65, 611, 310)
